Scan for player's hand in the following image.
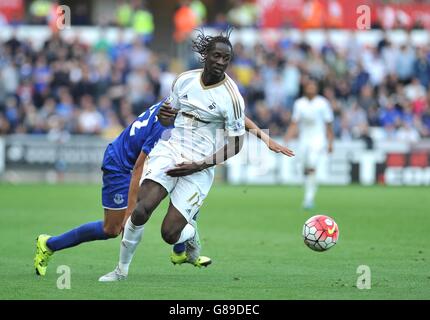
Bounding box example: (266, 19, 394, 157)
(166, 162, 206, 177)
(158, 101, 178, 126)
(328, 143, 333, 154)
(267, 139, 295, 157)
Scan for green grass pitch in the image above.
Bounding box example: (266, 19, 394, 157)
(0, 184, 429, 300)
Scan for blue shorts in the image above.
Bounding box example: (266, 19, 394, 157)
(101, 148, 131, 210)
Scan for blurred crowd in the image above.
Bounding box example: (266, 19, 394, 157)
(0, 28, 430, 142)
(1, 29, 430, 143)
(229, 33, 430, 144)
(0, 31, 167, 140)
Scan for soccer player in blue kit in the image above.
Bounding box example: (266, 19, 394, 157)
(34, 99, 293, 277)
(33, 101, 175, 276)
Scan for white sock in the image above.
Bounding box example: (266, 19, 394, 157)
(118, 217, 144, 275)
(304, 173, 317, 206)
(175, 223, 195, 244)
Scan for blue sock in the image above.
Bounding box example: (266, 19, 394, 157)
(173, 211, 199, 253)
(173, 242, 186, 253)
(46, 220, 109, 252)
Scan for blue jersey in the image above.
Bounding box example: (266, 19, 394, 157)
(106, 102, 170, 172)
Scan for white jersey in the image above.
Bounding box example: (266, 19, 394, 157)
(292, 95, 333, 146)
(167, 68, 246, 161)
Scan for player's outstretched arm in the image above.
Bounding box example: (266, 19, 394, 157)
(122, 151, 147, 230)
(245, 117, 294, 157)
(284, 121, 298, 144)
(166, 134, 244, 177)
(326, 122, 334, 153)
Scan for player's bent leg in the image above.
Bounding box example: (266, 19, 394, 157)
(164, 205, 211, 268)
(184, 218, 211, 267)
(103, 209, 126, 238)
(173, 210, 200, 245)
(131, 179, 168, 226)
(169, 171, 214, 268)
(172, 211, 199, 254)
(161, 201, 189, 245)
(99, 179, 168, 281)
(162, 204, 189, 265)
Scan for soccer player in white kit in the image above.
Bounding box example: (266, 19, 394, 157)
(285, 79, 334, 210)
(98, 30, 293, 281)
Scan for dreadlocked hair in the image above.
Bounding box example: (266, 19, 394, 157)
(192, 28, 234, 63)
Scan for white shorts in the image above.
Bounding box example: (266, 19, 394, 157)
(299, 143, 325, 169)
(140, 141, 214, 222)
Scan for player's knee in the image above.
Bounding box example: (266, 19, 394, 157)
(132, 201, 151, 225)
(161, 228, 180, 245)
(304, 168, 315, 175)
(103, 225, 121, 238)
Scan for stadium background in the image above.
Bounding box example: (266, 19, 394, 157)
(1, 0, 430, 185)
(0, 0, 429, 300)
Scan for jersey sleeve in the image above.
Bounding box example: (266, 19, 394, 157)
(224, 91, 246, 137)
(140, 111, 164, 155)
(141, 127, 161, 156)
